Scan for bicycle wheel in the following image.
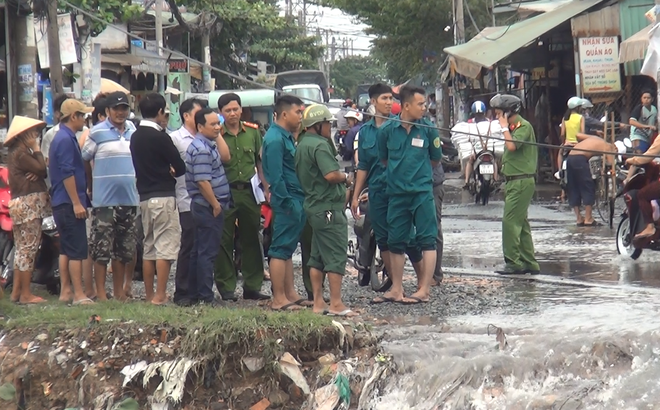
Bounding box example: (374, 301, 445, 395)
(596, 175, 610, 224)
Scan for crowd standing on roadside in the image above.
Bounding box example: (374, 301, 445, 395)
(3, 83, 461, 316)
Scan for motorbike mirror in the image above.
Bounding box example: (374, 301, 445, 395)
(624, 138, 632, 148)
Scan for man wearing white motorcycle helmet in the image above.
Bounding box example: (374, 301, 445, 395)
(463, 100, 496, 188)
(341, 110, 363, 163)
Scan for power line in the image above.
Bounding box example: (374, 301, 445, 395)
(464, 0, 523, 42)
(61, 0, 640, 159)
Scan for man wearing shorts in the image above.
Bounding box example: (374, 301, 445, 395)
(49, 99, 94, 305)
(295, 104, 356, 317)
(82, 91, 139, 301)
(131, 93, 186, 305)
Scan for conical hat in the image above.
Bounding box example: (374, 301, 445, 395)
(4, 116, 46, 146)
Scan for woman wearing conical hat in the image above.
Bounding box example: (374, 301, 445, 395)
(5, 116, 52, 304)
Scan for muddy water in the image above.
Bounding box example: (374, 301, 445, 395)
(360, 180, 660, 408)
(366, 284, 660, 409)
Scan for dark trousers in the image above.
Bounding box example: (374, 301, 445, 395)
(188, 202, 225, 303)
(638, 181, 660, 225)
(433, 183, 444, 281)
(174, 211, 194, 302)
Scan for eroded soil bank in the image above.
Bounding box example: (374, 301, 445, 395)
(0, 312, 378, 410)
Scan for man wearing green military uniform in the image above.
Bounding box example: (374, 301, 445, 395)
(378, 85, 443, 304)
(295, 104, 356, 317)
(214, 93, 270, 300)
(350, 83, 424, 305)
(262, 95, 309, 311)
(489, 94, 540, 275)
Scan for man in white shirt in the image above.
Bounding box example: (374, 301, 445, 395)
(169, 97, 208, 306)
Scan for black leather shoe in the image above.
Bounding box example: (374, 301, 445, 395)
(221, 292, 238, 302)
(243, 290, 271, 300)
(174, 298, 194, 307)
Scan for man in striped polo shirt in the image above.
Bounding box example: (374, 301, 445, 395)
(185, 107, 231, 305)
(82, 91, 139, 301)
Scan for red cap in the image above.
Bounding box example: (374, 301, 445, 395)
(391, 102, 401, 115)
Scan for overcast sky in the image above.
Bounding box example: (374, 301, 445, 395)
(277, 1, 374, 57)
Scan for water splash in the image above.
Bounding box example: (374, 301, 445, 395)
(361, 287, 660, 409)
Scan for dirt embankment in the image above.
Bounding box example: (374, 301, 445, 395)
(0, 318, 378, 410)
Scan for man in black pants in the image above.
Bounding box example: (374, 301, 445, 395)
(169, 98, 207, 305)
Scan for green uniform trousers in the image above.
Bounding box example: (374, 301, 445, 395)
(215, 188, 264, 293)
(307, 210, 348, 274)
(300, 220, 313, 296)
(502, 178, 540, 271)
(387, 191, 437, 254)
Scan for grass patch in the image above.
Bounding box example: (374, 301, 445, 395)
(0, 297, 338, 372)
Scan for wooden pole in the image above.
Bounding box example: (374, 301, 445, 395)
(609, 112, 616, 228)
(46, 0, 64, 95)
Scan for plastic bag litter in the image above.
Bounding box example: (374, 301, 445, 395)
(314, 383, 340, 410)
(278, 352, 310, 395)
(120, 358, 196, 404)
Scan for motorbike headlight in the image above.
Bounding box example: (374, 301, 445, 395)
(41, 216, 56, 231)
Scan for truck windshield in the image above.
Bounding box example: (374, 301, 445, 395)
(357, 93, 369, 108)
(283, 87, 322, 105)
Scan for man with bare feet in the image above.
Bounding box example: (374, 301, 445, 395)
(295, 105, 357, 317)
(378, 85, 442, 305)
(351, 83, 425, 305)
(261, 95, 309, 311)
(49, 99, 95, 305)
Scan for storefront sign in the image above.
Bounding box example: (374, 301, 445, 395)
(578, 36, 622, 94)
(168, 59, 189, 73)
(35, 14, 78, 69)
(91, 43, 102, 98)
(18, 64, 34, 103)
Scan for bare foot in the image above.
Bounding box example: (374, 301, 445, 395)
(263, 271, 271, 281)
(312, 300, 328, 314)
(123, 286, 133, 299)
(635, 226, 656, 239)
(72, 297, 95, 305)
(150, 295, 169, 305)
(381, 290, 404, 302)
(59, 289, 73, 303)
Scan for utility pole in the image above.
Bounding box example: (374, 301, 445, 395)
(155, 0, 165, 93)
(46, 0, 64, 95)
(453, 0, 466, 123)
(316, 27, 324, 72)
(331, 37, 336, 63)
(350, 39, 354, 56)
(492, 0, 500, 91)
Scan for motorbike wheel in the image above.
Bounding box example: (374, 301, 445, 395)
(616, 215, 642, 260)
(369, 246, 392, 292)
(481, 180, 490, 206)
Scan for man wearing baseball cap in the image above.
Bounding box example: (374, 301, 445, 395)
(50, 98, 94, 305)
(82, 91, 139, 302)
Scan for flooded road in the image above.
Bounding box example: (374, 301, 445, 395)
(362, 176, 660, 409)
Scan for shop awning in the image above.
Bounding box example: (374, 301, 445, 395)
(619, 24, 655, 64)
(101, 53, 144, 66)
(444, 0, 604, 78)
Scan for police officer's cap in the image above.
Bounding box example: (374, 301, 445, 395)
(489, 94, 522, 114)
(302, 104, 336, 129)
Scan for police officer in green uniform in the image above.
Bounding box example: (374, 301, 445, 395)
(214, 93, 270, 300)
(295, 104, 357, 317)
(350, 83, 424, 305)
(489, 94, 540, 275)
(262, 95, 309, 311)
(378, 85, 443, 304)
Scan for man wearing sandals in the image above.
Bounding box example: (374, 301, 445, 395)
(295, 104, 357, 317)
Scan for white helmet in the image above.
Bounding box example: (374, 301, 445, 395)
(344, 111, 363, 122)
(578, 98, 593, 108)
(567, 96, 582, 110)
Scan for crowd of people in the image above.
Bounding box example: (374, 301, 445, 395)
(4, 78, 553, 313)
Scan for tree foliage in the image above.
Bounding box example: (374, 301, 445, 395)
(321, 0, 492, 83)
(330, 56, 387, 98)
(62, 0, 323, 88)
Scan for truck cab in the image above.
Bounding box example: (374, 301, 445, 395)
(281, 84, 324, 106)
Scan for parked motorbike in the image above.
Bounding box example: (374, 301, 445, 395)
(470, 150, 497, 205)
(347, 187, 392, 293)
(0, 166, 60, 294)
(334, 129, 348, 146)
(616, 162, 660, 260)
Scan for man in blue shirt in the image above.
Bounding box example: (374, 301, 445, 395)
(82, 91, 139, 302)
(262, 95, 308, 311)
(49, 99, 94, 305)
(185, 107, 231, 305)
